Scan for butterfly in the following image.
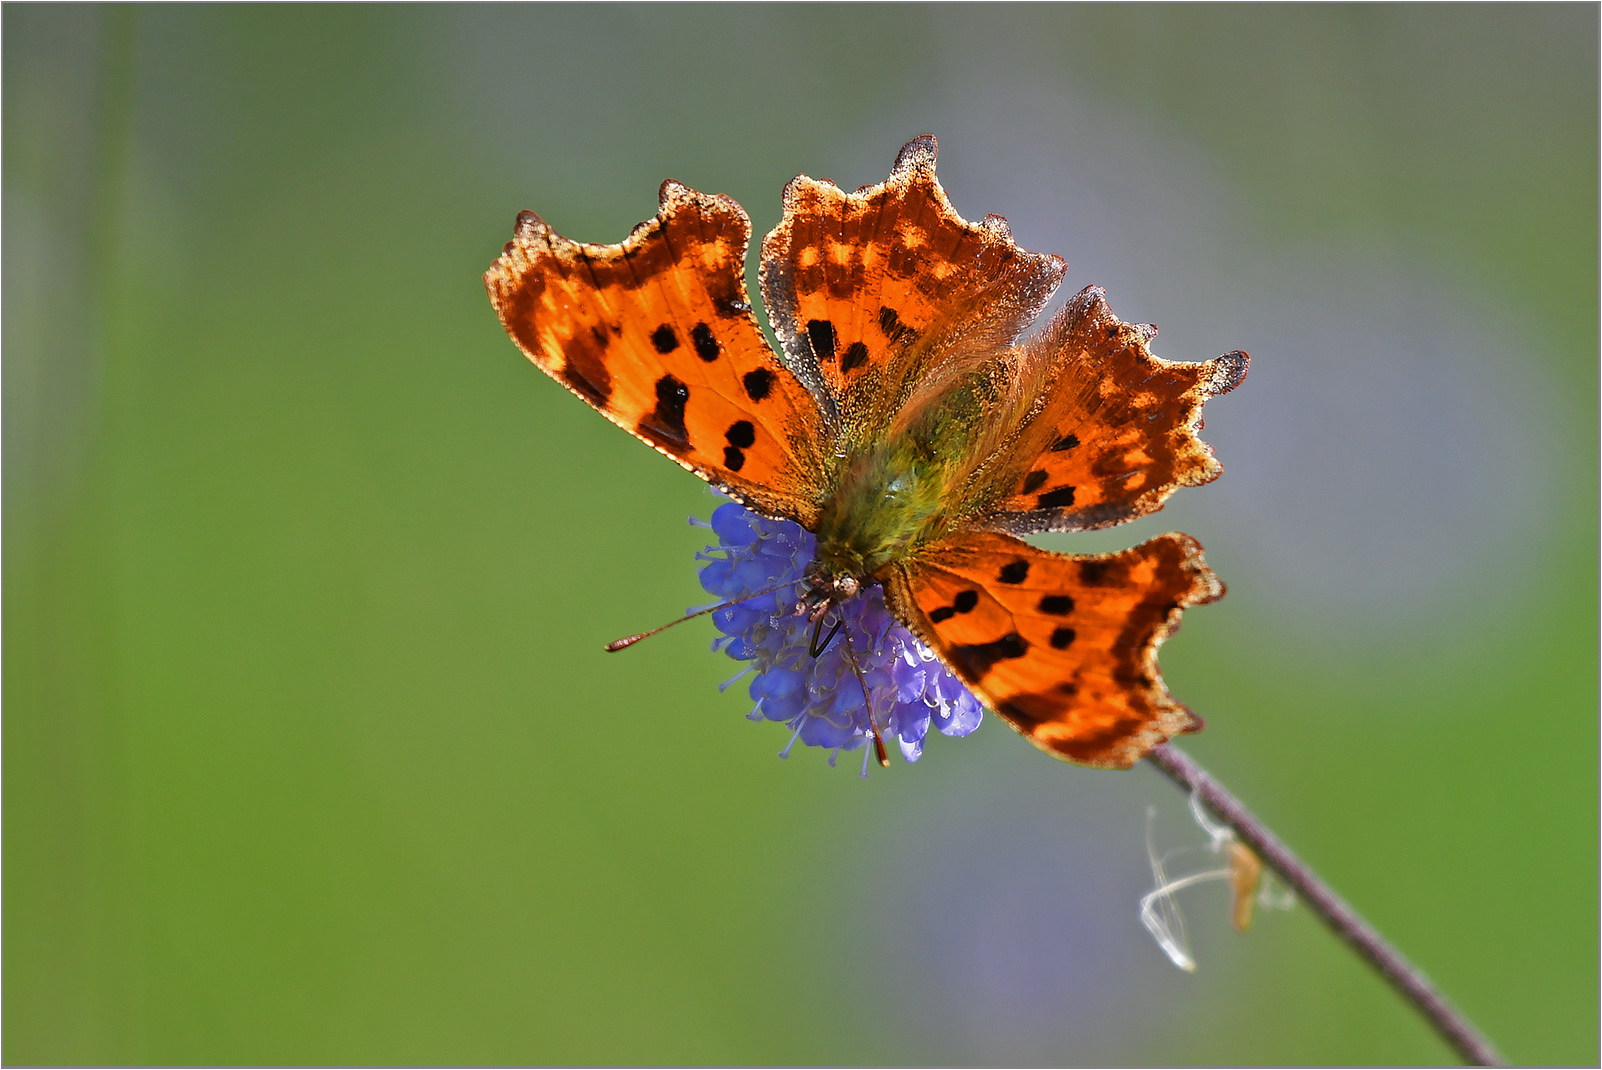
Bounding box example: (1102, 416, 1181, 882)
(484, 135, 1246, 770)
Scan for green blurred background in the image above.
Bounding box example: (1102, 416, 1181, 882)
(6, 4, 1596, 1065)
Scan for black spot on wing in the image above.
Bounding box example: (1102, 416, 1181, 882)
(742, 367, 774, 401)
(806, 319, 837, 363)
(637, 374, 690, 448)
(878, 305, 916, 345)
(1038, 595, 1074, 616)
(1049, 627, 1076, 649)
(928, 589, 980, 624)
(725, 421, 755, 448)
(1037, 486, 1077, 509)
(690, 322, 720, 362)
(1079, 560, 1123, 587)
(723, 446, 746, 471)
(998, 561, 1029, 584)
(651, 324, 678, 354)
(1050, 433, 1080, 452)
(1021, 470, 1048, 494)
(948, 633, 1029, 679)
(840, 341, 869, 373)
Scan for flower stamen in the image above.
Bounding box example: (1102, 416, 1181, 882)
(778, 721, 804, 759)
(718, 667, 754, 693)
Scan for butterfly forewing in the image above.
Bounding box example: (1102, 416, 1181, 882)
(888, 530, 1223, 769)
(982, 286, 1249, 534)
(485, 181, 829, 525)
(759, 135, 1066, 430)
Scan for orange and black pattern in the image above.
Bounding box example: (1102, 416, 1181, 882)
(759, 135, 1066, 427)
(890, 530, 1222, 768)
(485, 180, 828, 525)
(987, 285, 1248, 534)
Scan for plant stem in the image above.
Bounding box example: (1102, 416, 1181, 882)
(1145, 743, 1504, 1067)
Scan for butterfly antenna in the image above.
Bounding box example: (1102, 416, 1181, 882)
(839, 622, 891, 769)
(604, 579, 798, 652)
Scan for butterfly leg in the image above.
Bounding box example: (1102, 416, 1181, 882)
(809, 613, 844, 658)
(838, 620, 892, 769)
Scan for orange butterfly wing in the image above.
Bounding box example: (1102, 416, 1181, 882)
(485, 180, 828, 525)
(759, 135, 1067, 418)
(985, 285, 1248, 534)
(886, 530, 1223, 769)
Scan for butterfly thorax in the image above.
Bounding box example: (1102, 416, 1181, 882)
(809, 380, 998, 587)
(810, 445, 946, 584)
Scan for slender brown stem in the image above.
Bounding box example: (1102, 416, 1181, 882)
(1145, 743, 1504, 1067)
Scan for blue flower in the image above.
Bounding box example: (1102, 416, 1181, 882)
(695, 501, 984, 772)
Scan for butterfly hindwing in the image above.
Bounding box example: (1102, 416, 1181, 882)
(985, 285, 1248, 534)
(485, 181, 828, 525)
(887, 530, 1223, 769)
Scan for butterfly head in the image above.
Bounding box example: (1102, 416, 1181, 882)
(796, 566, 861, 622)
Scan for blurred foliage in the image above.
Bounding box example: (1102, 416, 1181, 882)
(5, 5, 1595, 1065)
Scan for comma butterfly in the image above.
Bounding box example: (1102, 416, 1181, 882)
(485, 135, 1247, 770)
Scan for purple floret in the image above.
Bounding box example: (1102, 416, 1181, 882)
(696, 501, 984, 771)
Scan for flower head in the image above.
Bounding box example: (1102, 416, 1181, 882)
(696, 501, 983, 771)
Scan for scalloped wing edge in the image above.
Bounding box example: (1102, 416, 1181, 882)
(758, 134, 1068, 421)
(886, 531, 1224, 769)
(483, 181, 826, 525)
(986, 284, 1250, 535)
